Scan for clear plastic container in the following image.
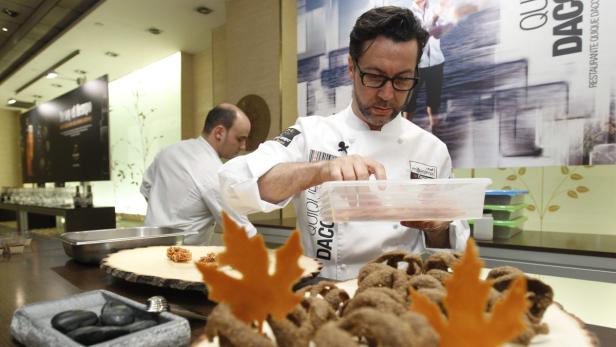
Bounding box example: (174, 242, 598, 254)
(483, 203, 526, 220)
(317, 178, 492, 222)
(493, 216, 527, 239)
(484, 189, 528, 205)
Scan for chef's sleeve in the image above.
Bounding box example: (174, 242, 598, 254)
(218, 124, 306, 215)
(140, 156, 156, 201)
(198, 178, 257, 238)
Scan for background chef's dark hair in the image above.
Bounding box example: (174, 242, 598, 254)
(349, 6, 428, 63)
(203, 105, 238, 134)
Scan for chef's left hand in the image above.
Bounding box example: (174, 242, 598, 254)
(401, 220, 451, 248)
(400, 220, 450, 232)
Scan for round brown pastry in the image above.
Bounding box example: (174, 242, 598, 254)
(341, 287, 408, 317)
(300, 281, 350, 312)
(314, 307, 438, 347)
(203, 304, 274, 347)
(371, 250, 424, 276)
(409, 274, 445, 292)
(425, 269, 452, 286)
(166, 246, 192, 263)
(357, 263, 411, 300)
(197, 252, 219, 266)
(422, 252, 460, 272)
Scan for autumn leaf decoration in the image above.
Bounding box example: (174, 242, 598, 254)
(410, 239, 529, 347)
(195, 212, 304, 330)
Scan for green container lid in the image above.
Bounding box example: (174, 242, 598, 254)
(483, 204, 526, 212)
(493, 215, 527, 228)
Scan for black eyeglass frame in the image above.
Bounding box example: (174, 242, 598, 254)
(352, 60, 420, 92)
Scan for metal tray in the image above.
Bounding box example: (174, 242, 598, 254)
(61, 227, 199, 264)
(10, 289, 190, 347)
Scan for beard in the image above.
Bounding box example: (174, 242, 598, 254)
(353, 89, 406, 127)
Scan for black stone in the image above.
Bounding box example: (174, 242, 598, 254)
(67, 326, 129, 345)
(100, 301, 135, 326)
(50, 310, 98, 333)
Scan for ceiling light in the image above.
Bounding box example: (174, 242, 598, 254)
(6, 98, 35, 109)
(46, 71, 58, 79)
(15, 49, 80, 94)
(1, 27, 7, 32)
(195, 6, 213, 15)
(105, 51, 119, 57)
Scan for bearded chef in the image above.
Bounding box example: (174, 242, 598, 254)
(218, 6, 470, 280)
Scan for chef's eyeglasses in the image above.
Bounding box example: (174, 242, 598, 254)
(353, 60, 419, 91)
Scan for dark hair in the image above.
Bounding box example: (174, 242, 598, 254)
(203, 105, 238, 134)
(349, 6, 428, 63)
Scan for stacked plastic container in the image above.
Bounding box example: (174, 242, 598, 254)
(482, 190, 529, 239)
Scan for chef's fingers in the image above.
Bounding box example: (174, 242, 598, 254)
(353, 160, 370, 180)
(365, 159, 386, 180)
(340, 160, 358, 181)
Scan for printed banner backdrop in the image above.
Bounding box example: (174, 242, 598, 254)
(297, 0, 616, 168)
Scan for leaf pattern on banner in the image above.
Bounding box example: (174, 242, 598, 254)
(494, 166, 592, 230)
(196, 212, 303, 329)
(410, 239, 528, 347)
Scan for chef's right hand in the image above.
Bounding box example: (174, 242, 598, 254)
(318, 154, 386, 182)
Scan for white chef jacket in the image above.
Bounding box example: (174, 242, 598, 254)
(218, 105, 469, 280)
(412, 2, 451, 68)
(140, 137, 256, 244)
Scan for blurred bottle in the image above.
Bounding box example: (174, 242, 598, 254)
(26, 124, 34, 177)
(73, 186, 83, 208)
(85, 185, 93, 208)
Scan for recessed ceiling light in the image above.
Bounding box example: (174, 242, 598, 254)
(46, 71, 58, 79)
(105, 51, 119, 57)
(7, 98, 16, 105)
(195, 6, 213, 15)
(1, 27, 8, 32)
(147, 27, 162, 35)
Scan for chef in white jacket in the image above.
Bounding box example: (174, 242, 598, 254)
(219, 6, 469, 280)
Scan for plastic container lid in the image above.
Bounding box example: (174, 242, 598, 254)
(493, 215, 527, 228)
(317, 178, 492, 222)
(485, 189, 529, 196)
(483, 203, 527, 212)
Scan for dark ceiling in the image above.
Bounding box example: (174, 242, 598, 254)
(0, 0, 102, 85)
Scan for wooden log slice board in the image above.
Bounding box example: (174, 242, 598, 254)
(100, 246, 322, 292)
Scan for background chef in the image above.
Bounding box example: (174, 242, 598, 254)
(218, 6, 470, 280)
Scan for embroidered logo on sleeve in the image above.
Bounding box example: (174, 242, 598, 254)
(410, 161, 437, 179)
(273, 128, 301, 147)
(309, 149, 337, 162)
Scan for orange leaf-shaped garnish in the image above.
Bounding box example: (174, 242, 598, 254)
(196, 212, 303, 328)
(410, 239, 528, 347)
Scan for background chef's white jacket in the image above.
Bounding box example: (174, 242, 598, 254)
(412, 1, 452, 68)
(218, 105, 469, 280)
(140, 136, 256, 244)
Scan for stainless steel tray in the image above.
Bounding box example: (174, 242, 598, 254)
(61, 227, 198, 264)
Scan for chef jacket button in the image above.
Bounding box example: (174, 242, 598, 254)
(397, 138, 404, 144)
(340, 264, 346, 270)
(393, 224, 399, 230)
